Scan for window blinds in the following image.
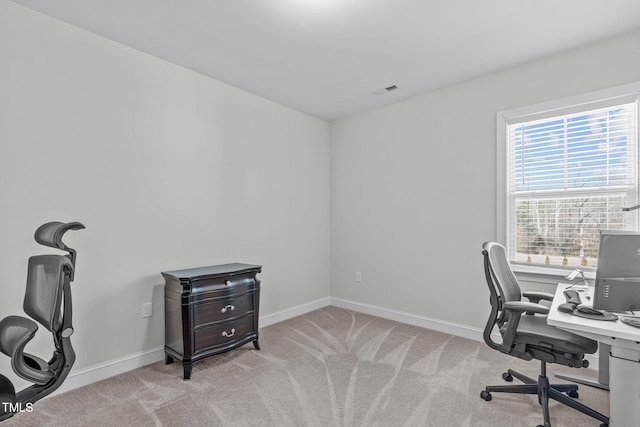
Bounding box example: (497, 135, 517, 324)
(507, 100, 638, 268)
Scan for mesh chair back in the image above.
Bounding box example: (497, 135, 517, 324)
(23, 255, 72, 333)
(482, 242, 524, 332)
(484, 242, 522, 303)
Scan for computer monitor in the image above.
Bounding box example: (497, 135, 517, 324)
(593, 230, 640, 312)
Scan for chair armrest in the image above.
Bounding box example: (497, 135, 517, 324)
(503, 301, 549, 316)
(522, 291, 554, 304)
(0, 316, 54, 385)
(499, 301, 549, 354)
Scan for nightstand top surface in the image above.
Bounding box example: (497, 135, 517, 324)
(162, 263, 261, 280)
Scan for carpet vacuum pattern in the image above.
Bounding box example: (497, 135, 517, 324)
(4, 306, 608, 426)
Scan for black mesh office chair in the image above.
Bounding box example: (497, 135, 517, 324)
(480, 242, 608, 427)
(0, 221, 84, 422)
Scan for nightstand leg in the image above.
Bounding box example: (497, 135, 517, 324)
(183, 363, 192, 380)
(165, 354, 174, 365)
(253, 339, 260, 350)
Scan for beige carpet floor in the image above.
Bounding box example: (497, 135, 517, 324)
(4, 306, 609, 426)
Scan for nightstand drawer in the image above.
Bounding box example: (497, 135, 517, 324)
(193, 314, 255, 353)
(192, 292, 254, 326)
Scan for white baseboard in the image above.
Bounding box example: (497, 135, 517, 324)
(52, 345, 166, 397)
(330, 297, 485, 342)
(259, 296, 331, 328)
(44, 296, 599, 397)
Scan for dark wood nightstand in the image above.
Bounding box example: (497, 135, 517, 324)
(162, 263, 261, 379)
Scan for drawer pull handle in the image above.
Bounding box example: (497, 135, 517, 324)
(225, 280, 232, 286)
(222, 328, 235, 338)
(221, 304, 235, 313)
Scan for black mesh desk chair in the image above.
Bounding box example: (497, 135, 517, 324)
(0, 221, 84, 421)
(480, 242, 608, 427)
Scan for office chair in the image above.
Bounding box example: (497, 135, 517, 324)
(0, 221, 84, 422)
(480, 242, 609, 427)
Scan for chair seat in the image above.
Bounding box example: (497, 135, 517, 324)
(501, 314, 598, 355)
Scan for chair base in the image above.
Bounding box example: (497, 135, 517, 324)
(481, 364, 609, 427)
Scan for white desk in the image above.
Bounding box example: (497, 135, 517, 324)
(548, 283, 640, 427)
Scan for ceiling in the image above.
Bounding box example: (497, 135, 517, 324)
(11, 0, 640, 121)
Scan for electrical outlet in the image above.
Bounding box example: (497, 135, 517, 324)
(355, 272, 362, 282)
(142, 302, 153, 318)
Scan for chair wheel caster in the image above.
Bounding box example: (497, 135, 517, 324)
(502, 372, 513, 382)
(480, 390, 492, 401)
(567, 390, 579, 398)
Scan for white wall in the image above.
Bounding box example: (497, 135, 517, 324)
(0, 0, 330, 389)
(330, 30, 640, 330)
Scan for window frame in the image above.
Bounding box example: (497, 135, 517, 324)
(497, 82, 640, 277)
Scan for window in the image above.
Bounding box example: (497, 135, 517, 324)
(498, 83, 640, 273)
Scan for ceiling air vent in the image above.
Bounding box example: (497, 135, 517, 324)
(372, 85, 399, 95)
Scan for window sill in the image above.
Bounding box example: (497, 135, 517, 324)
(511, 263, 595, 281)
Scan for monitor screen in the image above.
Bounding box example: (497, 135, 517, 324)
(593, 230, 640, 312)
